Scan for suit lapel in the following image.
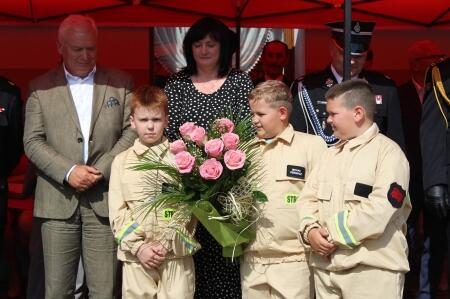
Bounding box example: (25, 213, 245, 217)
(90, 68, 108, 137)
(55, 65, 82, 133)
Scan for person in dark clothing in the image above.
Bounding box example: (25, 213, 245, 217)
(253, 40, 291, 87)
(420, 57, 450, 299)
(399, 39, 446, 299)
(0, 76, 23, 254)
(290, 20, 405, 149)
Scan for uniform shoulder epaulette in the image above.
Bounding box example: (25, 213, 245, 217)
(363, 70, 395, 86)
(430, 61, 450, 106)
(0, 76, 19, 93)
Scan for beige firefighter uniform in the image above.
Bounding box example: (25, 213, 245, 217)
(241, 124, 327, 299)
(298, 123, 411, 299)
(109, 138, 196, 299)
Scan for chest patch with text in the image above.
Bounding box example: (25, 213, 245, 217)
(286, 165, 305, 179)
(162, 208, 176, 220)
(284, 193, 300, 205)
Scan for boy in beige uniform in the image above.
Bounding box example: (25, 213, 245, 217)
(109, 86, 195, 299)
(298, 79, 411, 299)
(241, 80, 327, 298)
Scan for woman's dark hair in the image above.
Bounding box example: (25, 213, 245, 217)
(182, 17, 237, 77)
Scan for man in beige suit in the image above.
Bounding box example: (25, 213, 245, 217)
(23, 15, 136, 298)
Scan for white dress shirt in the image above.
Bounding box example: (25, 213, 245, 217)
(64, 65, 96, 180)
(331, 64, 358, 83)
(411, 77, 424, 103)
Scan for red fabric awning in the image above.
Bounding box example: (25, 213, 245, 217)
(0, 0, 448, 28)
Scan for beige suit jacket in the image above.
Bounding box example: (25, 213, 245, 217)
(24, 65, 137, 219)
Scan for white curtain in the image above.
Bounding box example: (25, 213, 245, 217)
(154, 27, 272, 74)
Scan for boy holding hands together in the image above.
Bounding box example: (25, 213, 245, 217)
(109, 86, 195, 299)
(298, 79, 411, 299)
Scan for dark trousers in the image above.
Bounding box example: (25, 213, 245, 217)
(406, 180, 431, 298)
(425, 214, 450, 299)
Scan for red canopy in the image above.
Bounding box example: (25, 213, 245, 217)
(0, 0, 448, 28)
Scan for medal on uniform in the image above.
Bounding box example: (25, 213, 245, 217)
(325, 78, 334, 88)
(375, 95, 383, 104)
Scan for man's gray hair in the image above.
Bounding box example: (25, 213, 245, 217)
(58, 15, 98, 42)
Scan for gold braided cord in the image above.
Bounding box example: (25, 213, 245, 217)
(431, 66, 449, 128)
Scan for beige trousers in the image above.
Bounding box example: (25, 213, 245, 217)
(241, 260, 313, 299)
(122, 257, 195, 299)
(314, 264, 404, 299)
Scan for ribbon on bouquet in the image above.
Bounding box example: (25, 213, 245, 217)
(191, 200, 255, 258)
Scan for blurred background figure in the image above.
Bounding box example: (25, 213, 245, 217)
(252, 40, 291, 87)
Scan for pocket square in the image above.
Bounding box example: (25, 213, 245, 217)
(106, 97, 120, 108)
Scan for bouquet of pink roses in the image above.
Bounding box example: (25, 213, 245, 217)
(131, 114, 266, 257)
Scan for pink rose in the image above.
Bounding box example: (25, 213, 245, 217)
(221, 132, 240, 150)
(217, 118, 235, 133)
(189, 126, 206, 145)
(179, 122, 196, 138)
(224, 150, 246, 170)
(204, 138, 224, 158)
(169, 140, 187, 154)
(199, 158, 223, 180)
(175, 151, 195, 174)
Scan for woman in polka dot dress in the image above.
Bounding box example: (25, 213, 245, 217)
(165, 17, 253, 299)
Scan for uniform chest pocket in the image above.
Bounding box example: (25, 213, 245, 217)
(276, 171, 305, 209)
(317, 182, 332, 221)
(0, 113, 8, 126)
(317, 182, 332, 201)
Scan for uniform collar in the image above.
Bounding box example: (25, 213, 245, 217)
(253, 124, 295, 146)
(132, 137, 169, 157)
(330, 64, 359, 84)
(335, 123, 379, 150)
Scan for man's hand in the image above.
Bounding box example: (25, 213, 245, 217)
(136, 242, 167, 269)
(308, 227, 337, 256)
(67, 165, 103, 192)
(425, 185, 450, 221)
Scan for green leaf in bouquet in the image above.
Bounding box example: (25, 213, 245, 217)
(252, 190, 268, 203)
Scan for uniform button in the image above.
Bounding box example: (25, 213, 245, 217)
(77, 137, 83, 143)
(316, 109, 319, 112)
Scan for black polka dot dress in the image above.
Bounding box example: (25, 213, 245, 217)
(165, 69, 253, 299)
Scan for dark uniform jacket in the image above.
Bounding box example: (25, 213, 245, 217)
(399, 80, 423, 182)
(398, 80, 425, 219)
(0, 77, 22, 181)
(290, 65, 405, 149)
(421, 58, 450, 191)
(0, 76, 23, 246)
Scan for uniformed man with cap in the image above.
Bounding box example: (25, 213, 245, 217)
(0, 76, 23, 253)
(420, 56, 450, 299)
(290, 21, 405, 149)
